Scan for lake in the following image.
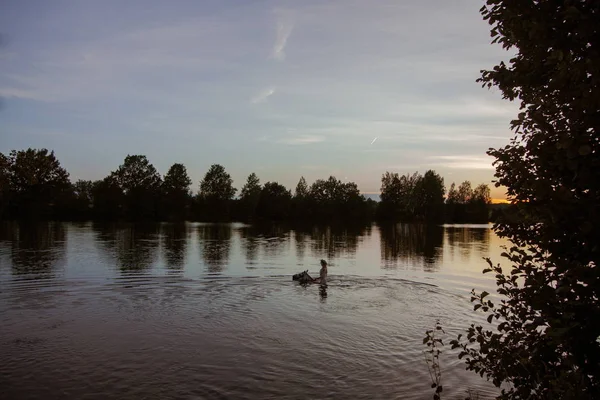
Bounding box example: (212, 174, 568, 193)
(0, 221, 508, 399)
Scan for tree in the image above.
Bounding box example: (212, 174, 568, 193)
(414, 170, 445, 224)
(111, 155, 162, 220)
(238, 172, 262, 220)
(72, 179, 94, 219)
(0, 153, 10, 218)
(294, 176, 309, 198)
(162, 163, 192, 221)
(456, 181, 472, 204)
(449, 1, 600, 398)
(379, 171, 423, 221)
(91, 176, 124, 220)
(197, 164, 236, 221)
(444, 181, 491, 223)
(308, 176, 367, 220)
(199, 164, 236, 201)
(256, 181, 292, 220)
(6, 148, 71, 219)
(469, 184, 491, 223)
(446, 182, 459, 204)
(291, 176, 310, 219)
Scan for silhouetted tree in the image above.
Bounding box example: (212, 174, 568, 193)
(305, 176, 369, 221)
(457, 180, 472, 204)
(6, 148, 71, 219)
(469, 183, 491, 223)
(197, 164, 236, 221)
(414, 170, 445, 224)
(111, 155, 162, 220)
(447, 1, 600, 398)
(237, 172, 261, 221)
(256, 181, 292, 220)
(0, 152, 10, 219)
(445, 180, 491, 223)
(291, 176, 310, 219)
(161, 163, 192, 221)
(379, 172, 422, 221)
(71, 179, 94, 220)
(91, 176, 124, 220)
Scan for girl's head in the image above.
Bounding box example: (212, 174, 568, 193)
(320, 259, 327, 268)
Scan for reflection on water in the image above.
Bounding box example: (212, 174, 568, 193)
(198, 224, 232, 273)
(446, 225, 491, 261)
(162, 223, 188, 271)
(92, 222, 161, 272)
(0, 222, 504, 400)
(380, 223, 444, 270)
(299, 224, 370, 260)
(0, 222, 66, 278)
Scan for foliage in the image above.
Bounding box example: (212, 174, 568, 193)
(446, 181, 491, 223)
(199, 164, 236, 201)
(237, 172, 262, 220)
(291, 176, 310, 219)
(0, 149, 490, 224)
(380, 171, 449, 223)
(163, 163, 192, 195)
(423, 320, 444, 400)
(71, 179, 94, 219)
(0, 152, 10, 218)
(5, 148, 71, 219)
(91, 176, 124, 220)
(415, 170, 446, 224)
(379, 172, 421, 221)
(308, 176, 368, 220)
(111, 155, 162, 220)
(448, 1, 600, 399)
(197, 164, 236, 221)
(294, 176, 309, 198)
(162, 163, 192, 221)
(256, 181, 292, 220)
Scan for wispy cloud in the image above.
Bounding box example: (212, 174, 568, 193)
(251, 87, 275, 104)
(279, 135, 325, 145)
(0, 87, 52, 102)
(272, 9, 294, 61)
(427, 155, 495, 170)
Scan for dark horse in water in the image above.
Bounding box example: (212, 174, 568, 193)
(292, 270, 314, 284)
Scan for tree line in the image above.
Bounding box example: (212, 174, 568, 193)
(0, 148, 492, 223)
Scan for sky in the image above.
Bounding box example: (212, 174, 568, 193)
(0, 0, 517, 200)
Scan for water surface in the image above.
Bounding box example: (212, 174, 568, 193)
(0, 222, 508, 399)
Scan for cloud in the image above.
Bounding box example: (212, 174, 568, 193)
(251, 87, 275, 104)
(278, 135, 325, 145)
(272, 9, 294, 61)
(426, 155, 495, 170)
(0, 87, 52, 102)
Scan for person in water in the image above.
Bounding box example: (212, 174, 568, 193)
(313, 259, 328, 285)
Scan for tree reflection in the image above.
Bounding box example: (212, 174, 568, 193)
(294, 223, 367, 261)
(162, 223, 189, 271)
(238, 223, 292, 265)
(445, 226, 490, 261)
(239, 227, 260, 265)
(6, 222, 66, 277)
(294, 230, 308, 261)
(379, 223, 443, 270)
(92, 222, 160, 272)
(198, 224, 232, 273)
